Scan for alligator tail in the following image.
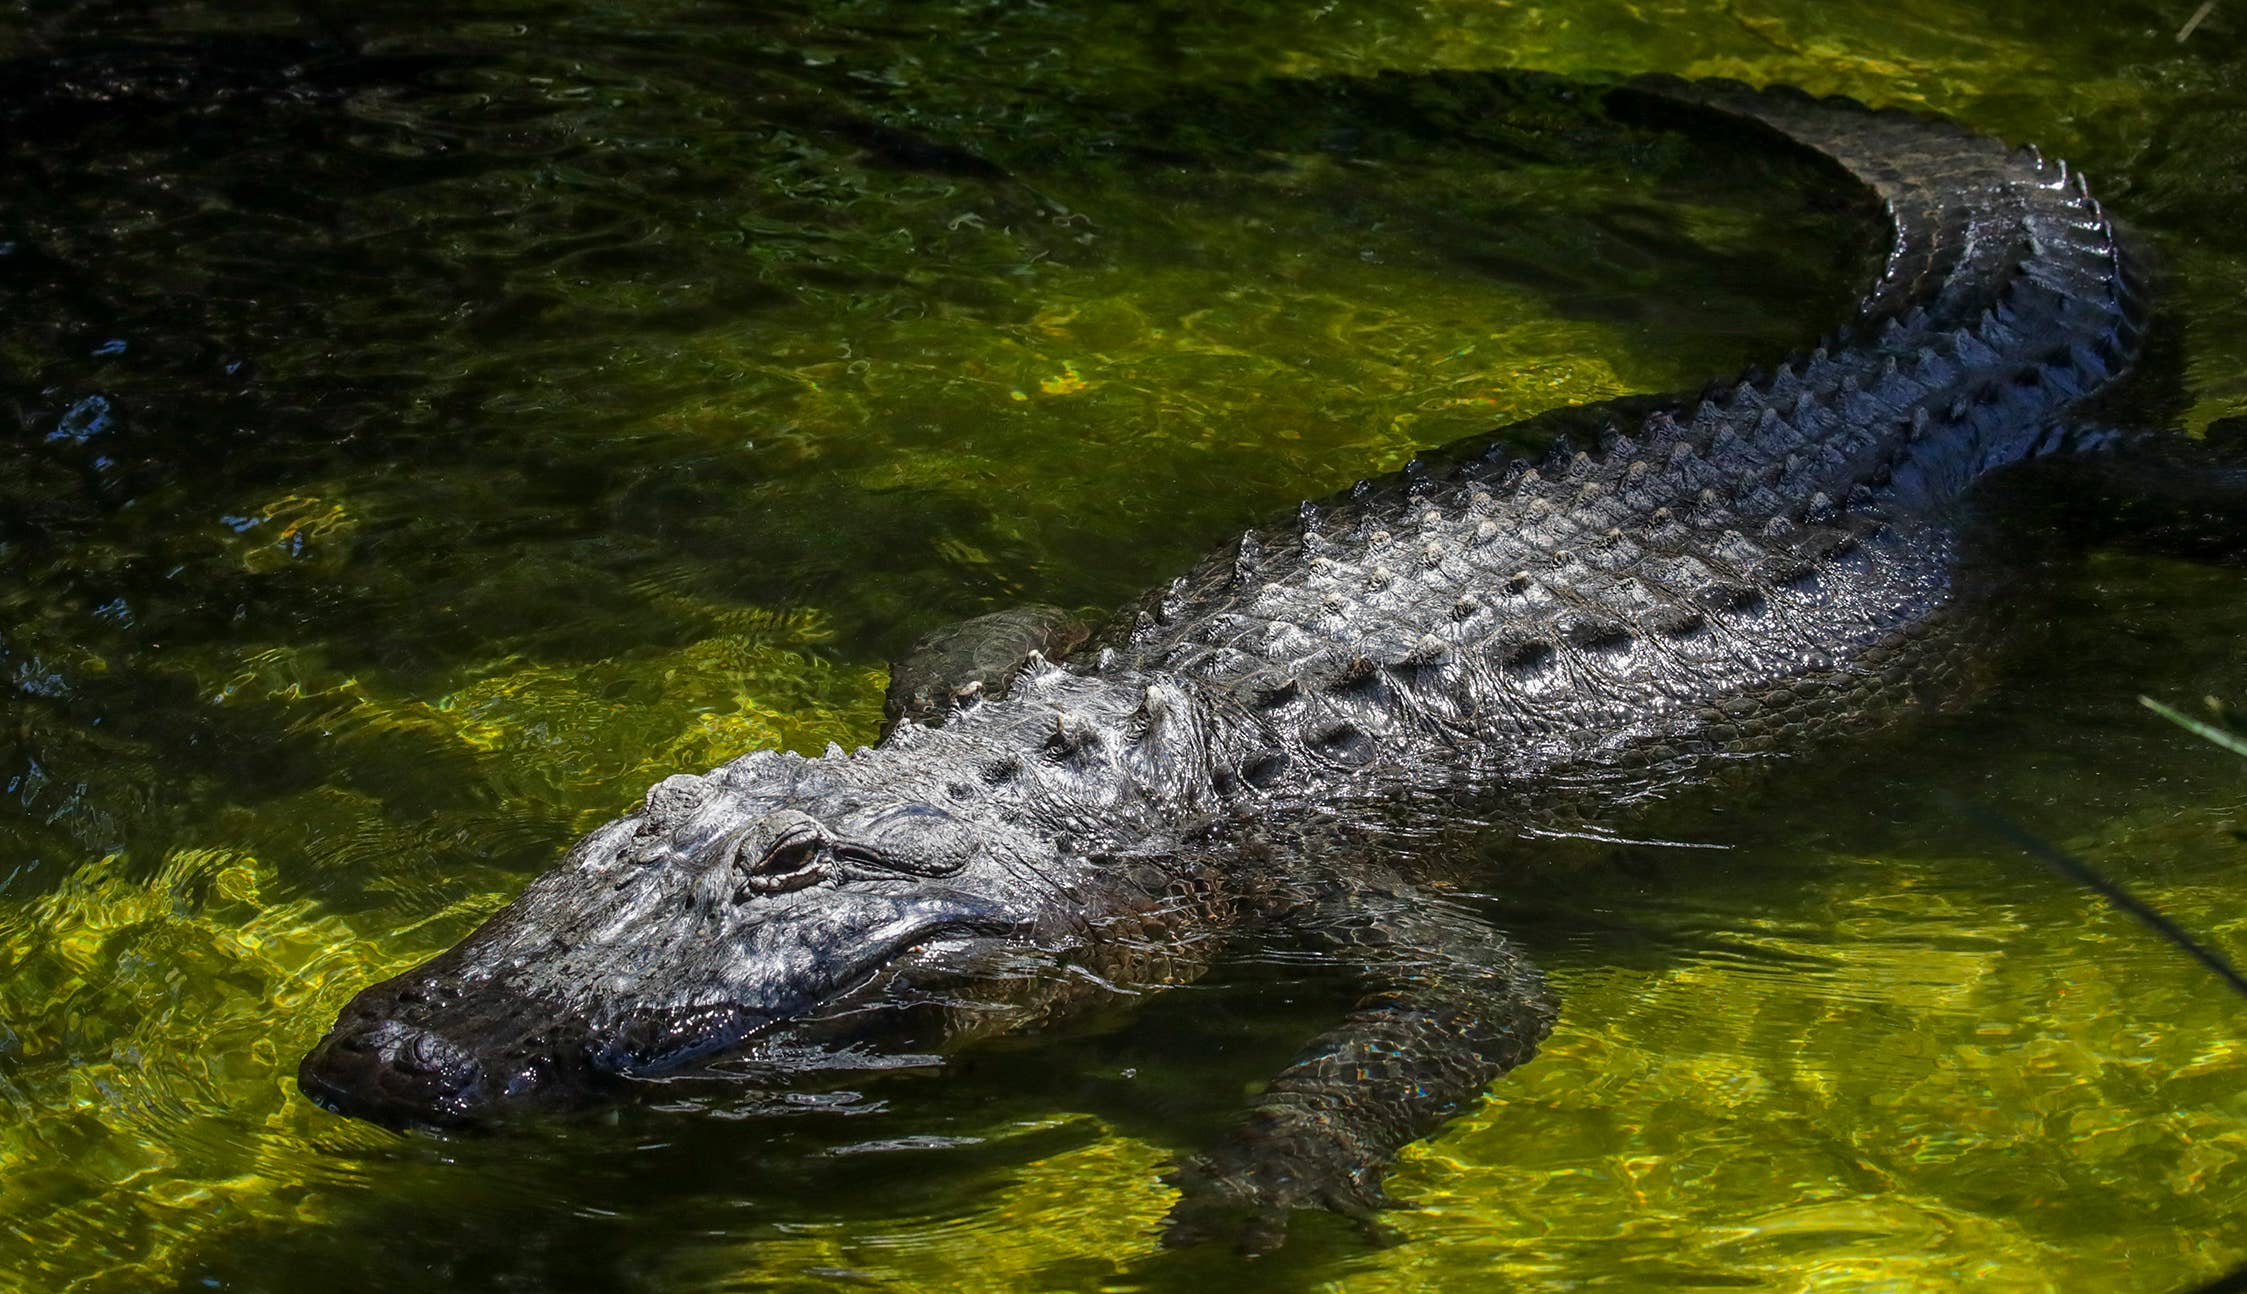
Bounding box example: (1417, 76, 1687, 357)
(1616, 75, 2148, 511)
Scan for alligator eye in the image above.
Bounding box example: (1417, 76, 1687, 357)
(754, 830, 821, 876)
(732, 821, 827, 899)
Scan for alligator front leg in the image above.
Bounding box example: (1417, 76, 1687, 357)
(1162, 874, 1557, 1253)
(880, 604, 1091, 733)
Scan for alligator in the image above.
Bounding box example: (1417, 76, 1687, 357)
(299, 74, 2159, 1246)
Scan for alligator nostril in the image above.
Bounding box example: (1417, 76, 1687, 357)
(400, 1031, 447, 1075)
(367, 1023, 481, 1096)
(302, 1000, 509, 1124)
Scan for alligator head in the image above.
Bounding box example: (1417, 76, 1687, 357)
(298, 748, 1085, 1128)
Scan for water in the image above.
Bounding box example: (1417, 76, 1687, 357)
(1, 1, 2243, 1289)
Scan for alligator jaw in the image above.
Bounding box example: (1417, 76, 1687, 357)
(296, 819, 1039, 1128)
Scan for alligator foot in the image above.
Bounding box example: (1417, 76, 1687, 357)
(1161, 1113, 1402, 1254)
(1159, 871, 1556, 1254)
(880, 604, 1091, 733)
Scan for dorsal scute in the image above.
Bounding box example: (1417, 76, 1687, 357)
(1062, 77, 2144, 816)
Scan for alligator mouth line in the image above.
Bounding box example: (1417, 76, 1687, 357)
(592, 915, 1032, 1078)
(297, 899, 1033, 1129)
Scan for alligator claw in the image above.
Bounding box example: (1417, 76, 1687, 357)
(1159, 1146, 1397, 1255)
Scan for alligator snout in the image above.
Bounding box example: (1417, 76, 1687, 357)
(299, 1016, 492, 1127)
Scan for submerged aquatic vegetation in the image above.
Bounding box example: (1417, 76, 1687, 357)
(2145, 695, 2247, 761)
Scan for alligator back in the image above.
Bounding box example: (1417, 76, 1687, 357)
(1087, 78, 2147, 812)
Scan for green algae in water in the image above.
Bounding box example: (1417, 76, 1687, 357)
(1, 1, 2245, 1290)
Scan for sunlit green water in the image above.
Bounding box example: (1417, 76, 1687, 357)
(1, 1, 2242, 1290)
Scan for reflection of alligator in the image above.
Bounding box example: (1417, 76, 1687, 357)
(301, 76, 2156, 1245)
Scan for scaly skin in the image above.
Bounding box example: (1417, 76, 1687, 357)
(299, 74, 2147, 1246)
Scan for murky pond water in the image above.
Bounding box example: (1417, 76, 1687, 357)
(2, 1, 2243, 1290)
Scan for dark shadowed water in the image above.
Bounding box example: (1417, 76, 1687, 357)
(1, 1, 2243, 1290)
